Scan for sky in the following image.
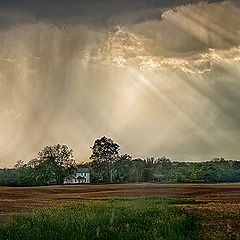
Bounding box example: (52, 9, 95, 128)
(0, 0, 239, 167)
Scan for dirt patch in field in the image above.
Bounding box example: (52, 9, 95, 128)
(1, 183, 240, 239)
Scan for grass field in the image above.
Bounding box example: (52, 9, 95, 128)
(1, 183, 240, 239)
(0, 197, 200, 240)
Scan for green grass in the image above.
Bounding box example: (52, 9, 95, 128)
(0, 197, 201, 240)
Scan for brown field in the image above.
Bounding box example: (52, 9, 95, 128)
(1, 183, 240, 239)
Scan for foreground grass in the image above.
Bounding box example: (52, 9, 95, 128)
(0, 197, 200, 240)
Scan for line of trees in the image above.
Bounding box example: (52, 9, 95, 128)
(0, 144, 75, 186)
(0, 136, 240, 186)
(88, 137, 240, 183)
(90, 156, 240, 183)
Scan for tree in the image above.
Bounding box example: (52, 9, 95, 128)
(33, 144, 75, 184)
(0, 168, 17, 186)
(129, 158, 145, 182)
(90, 136, 120, 182)
(154, 156, 172, 180)
(191, 163, 218, 182)
(16, 164, 36, 186)
(113, 154, 132, 182)
(172, 162, 192, 182)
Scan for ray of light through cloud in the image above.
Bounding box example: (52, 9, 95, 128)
(0, 0, 239, 167)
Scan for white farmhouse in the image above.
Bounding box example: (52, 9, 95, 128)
(64, 167, 90, 184)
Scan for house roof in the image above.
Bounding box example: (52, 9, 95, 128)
(76, 167, 90, 173)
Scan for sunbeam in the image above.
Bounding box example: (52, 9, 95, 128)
(0, 0, 239, 167)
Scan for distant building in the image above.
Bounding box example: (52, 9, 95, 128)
(64, 167, 90, 184)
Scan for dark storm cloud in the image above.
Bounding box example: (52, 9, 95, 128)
(0, 0, 225, 28)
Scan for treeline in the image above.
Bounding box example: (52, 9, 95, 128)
(0, 144, 75, 186)
(0, 136, 240, 186)
(88, 136, 240, 183)
(89, 156, 240, 183)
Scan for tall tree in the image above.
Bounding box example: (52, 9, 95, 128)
(90, 136, 120, 182)
(33, 144, 75, 184)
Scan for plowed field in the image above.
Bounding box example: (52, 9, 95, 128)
(1, 183, 240, 239)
